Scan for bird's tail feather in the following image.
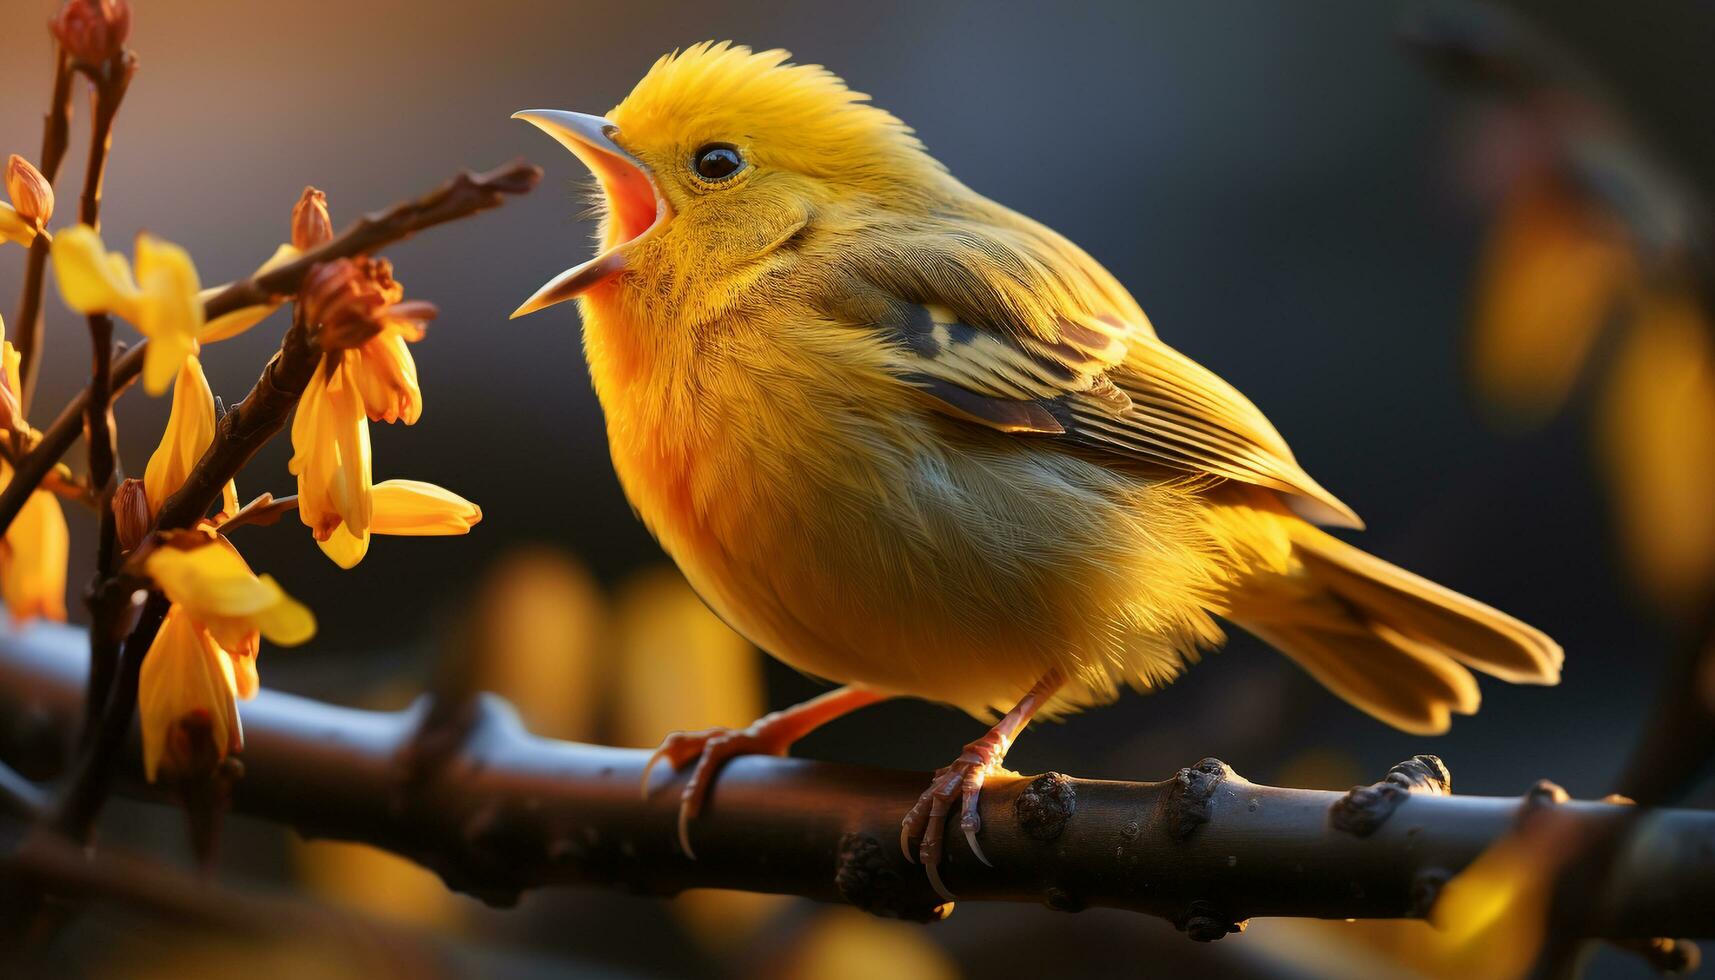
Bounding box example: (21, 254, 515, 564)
(1230, 524, 1562, 735)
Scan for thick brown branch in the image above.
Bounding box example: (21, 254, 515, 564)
(0, 624, 1709, 939)
(0, 160, 541, 535)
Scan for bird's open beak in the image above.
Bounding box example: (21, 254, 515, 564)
(509, 109, 672, 318)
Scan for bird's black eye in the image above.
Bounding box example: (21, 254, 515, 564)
(692, 143, 745, 182)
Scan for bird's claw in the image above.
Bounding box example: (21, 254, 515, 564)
(641, 725, 789, 860)
(899, 731, 1013, 899)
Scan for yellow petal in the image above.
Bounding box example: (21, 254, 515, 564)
(50, 224, 139, 316)
(138, 605, 241, 782)
(147, 542, 277, 617)
(250, 574, 316, 645)
(219, 479, 241, 522)
(370, 480, 481, 536)
(141, 329, 198, 396)
(199, 302, 280, 344)
(0, 203, 35, 247)
(352, 332, 422, 425)
(257, 242, 302, 274)
(195, 245, 299, 343)
(317, 520, 370, 569)
(143, 357, 218, 516)
(0, 341, 24, 436)
(135, 234, 205, 394)
(3, 339, 19, 398)
(292, 356, 374, 566)
(230, 650, 260, 700)
(145, 542, 311, 647)
(0, 466, 69, 622)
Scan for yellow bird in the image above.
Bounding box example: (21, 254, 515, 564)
(511, 42, 1562, 897)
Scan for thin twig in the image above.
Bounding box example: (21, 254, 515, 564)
(0, 159, 541, 537)
(149, 303, 321, 534)
(13, 49, 76, 414)
(215, 493, 299, 532)
(0, 626, 1708, 939)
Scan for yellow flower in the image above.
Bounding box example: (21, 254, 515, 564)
(146, 533, 317, 654)
(289, 356, 481, 567)
(290, 355, 372, 567)
(50, 227, 290, 395)
(0, 462, 68, 622)
(138, 531, 316, 781)
(0, 314, 27, 437)
(0, 202, 37, 247)
(369, 480, 482, 535)
(298, 257, 436, 425)
(142, 356, 239, 521)
(349, 318, 427, 424)
(137, 604, 242, 782)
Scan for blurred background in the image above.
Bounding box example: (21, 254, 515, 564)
(1, 0, 1709, 977)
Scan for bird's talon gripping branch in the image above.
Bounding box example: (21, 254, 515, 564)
(900, 672, 1063, 894)
(639, 686, 885, 859)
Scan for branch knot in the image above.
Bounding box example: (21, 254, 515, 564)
(1164, 758, 1231, 840)
(1330, 754, 1451, 837)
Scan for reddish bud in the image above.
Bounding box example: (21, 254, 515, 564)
(5, 155, 53, 227)
(112, 477, 150, 553)
(291, 187, 332, 251)
(50, 0, 131, 67)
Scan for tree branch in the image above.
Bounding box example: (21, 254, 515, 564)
(0, 159, 542, 536)
(0, 624, 1709, 940)
(13, 49, 76, 413)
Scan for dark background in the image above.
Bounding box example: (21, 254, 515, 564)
(0, 2, 1674, 977)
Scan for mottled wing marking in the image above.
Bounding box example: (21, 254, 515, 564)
(884, 302, 1363, 529)
(891, 304, 1132, 407)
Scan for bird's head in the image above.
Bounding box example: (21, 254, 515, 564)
(510, 42, 944, 319)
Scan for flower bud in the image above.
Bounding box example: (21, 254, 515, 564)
(112, 477, 150, 553)
(5, 156, 53, 227)
(300, 258, 403, 350)
(291, 187, 332, 251)
(49, 0, 131, 67)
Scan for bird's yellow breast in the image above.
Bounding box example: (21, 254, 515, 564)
(578, 291, 1245, 718)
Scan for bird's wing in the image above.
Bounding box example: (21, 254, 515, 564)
(859, 285, 1362, 529)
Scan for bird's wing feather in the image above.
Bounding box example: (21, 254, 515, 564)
(849, 232, 1361, 528)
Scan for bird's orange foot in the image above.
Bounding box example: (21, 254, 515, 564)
(639, 687, 886, 861)
(899, 727, 1015, 901)
(641, 724, 793, 860)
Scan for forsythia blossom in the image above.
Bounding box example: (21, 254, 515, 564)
(138, 533, 315, 781)
(0, 314, 64, 622)
(143, 356, 240, 521)
(0, 462, 69, 623)
(50, 227, 287, 394)
(288, 354, 480, 567)
(288, 241, 474, 568)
